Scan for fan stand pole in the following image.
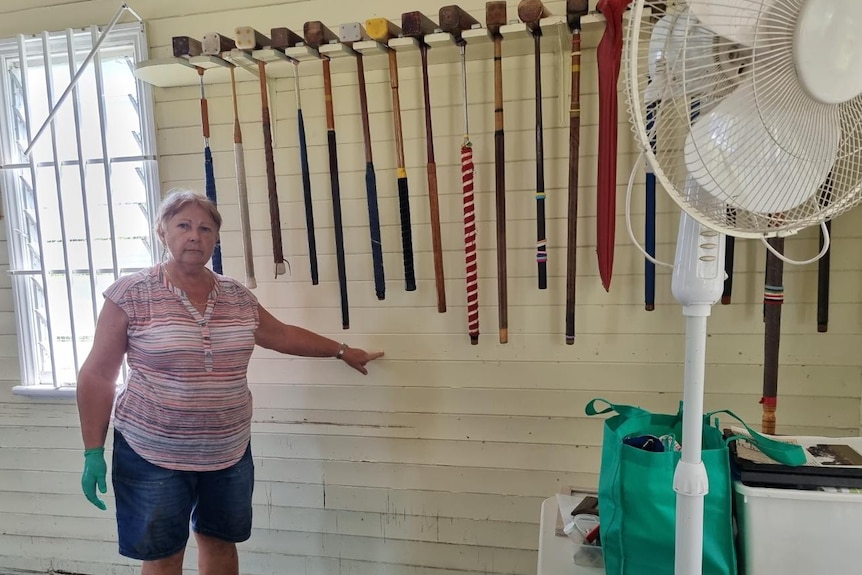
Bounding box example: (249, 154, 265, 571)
(675, 312, 709, 575)
(671, 209, 725, 575)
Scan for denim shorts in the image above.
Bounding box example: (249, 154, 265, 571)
(112, 429, 254, 561)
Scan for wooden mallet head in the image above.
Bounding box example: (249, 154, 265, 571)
(439, 5, 480, 40)
(518, 0, 551, 31)
(270, 27, 303, 50)
(366, 18, 402, 43)
(339, 22, 370, 45)
(485, 1, 508, 37)
(567, 0, 590, 29)
(402, 11, 438, 39)
(201, 33, 235, 56)
(234, 27, 270, 51)
(303, 21, 338, 49)
(172, 36, 202, 58)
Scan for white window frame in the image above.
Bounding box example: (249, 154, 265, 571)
(0, 22, 160, 397)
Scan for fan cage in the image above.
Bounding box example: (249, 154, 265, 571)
(625, 0, 862, 238)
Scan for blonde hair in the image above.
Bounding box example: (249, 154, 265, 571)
(154, 188, 222, 246)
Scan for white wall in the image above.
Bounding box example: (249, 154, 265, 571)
(1, 1, 861, 574)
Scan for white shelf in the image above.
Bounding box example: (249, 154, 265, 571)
(353, 40, 389, 56)
(285, 44, 321, 62)
(223, 49, 257, 68)
(426, 32, 456, 47)
(319, 43, 358, 59)
(500, 21, 533, 41)
(134, 54, 260, 87)
(188, 55, 231, 70)
(134, 57, 198, 88)
(251, 48, 291, 64)
(134, 11, 610, 88)
(389, 37, 419, 52)
(462, 27, 492, 44)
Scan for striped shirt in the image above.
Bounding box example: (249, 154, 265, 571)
(105, 265, 259, 471)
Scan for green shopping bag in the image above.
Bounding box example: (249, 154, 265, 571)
(586, 398, 806, 575)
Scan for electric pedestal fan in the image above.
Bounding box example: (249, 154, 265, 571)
(624, 0, 862, 573)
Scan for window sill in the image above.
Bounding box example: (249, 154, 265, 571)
(12, 385, 77, 399)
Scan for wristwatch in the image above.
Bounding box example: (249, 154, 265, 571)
(335, 342, 349, 360)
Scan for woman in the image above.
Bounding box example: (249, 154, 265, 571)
(76, 189, 383, 575)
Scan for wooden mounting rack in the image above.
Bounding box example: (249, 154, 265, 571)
(133, 10, 640, 125)
(135, 11, 613, 87)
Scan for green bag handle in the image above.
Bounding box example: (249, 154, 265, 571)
(585, 398, 651, 420)
(707, 408, 807, 467)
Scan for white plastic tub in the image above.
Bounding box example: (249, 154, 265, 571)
(734, 481, 862, 575)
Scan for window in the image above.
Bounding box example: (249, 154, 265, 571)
(0, 23, 159, 389)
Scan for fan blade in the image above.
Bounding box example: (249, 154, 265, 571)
(647, 14, 672, 81)
(685, 76, 840, 214)
(648, 9, 732, 102)
(645, 14, 672, 103)
(689, 0, 770, 46)
(795, 0, 862, 105)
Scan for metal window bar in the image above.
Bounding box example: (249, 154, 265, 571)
(42, 30, 81, 374)
(91, 24, 121, 283)
(23, 2, 141, 157)
(10, 267, 127, 276)
(9, 73, 26, 156)
(1, 10, 155, 387)
(2, 52, 37, 385)
(127, 23, 161, 276)
(66, 29, 100, 326)
(4, 27, 151, 386)
(3, 155, 156, 170)
(16, 34, 58, 386)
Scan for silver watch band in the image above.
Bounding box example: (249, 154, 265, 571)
(335, 342, 348, 359)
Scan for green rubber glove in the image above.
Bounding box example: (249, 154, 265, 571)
(82, 446, 108, 510)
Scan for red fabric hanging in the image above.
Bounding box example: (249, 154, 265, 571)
(596, 0, 632, 291)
